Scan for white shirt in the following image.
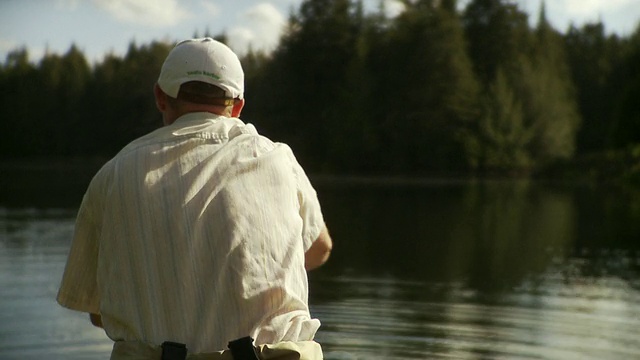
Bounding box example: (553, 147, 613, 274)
(57, 112, 325, 353)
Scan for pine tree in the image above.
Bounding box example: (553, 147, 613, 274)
(251, 0, 364, 171)
(368, 1, 480, 173)
(471, 68, 533, 171)
(461, 1, 579, 171)
(462, 0, 532, 85)
(564, 22, 624, 153)
(0, 49, 39, 156)
(609, 25, 640, 148)
(520, 4, 580, 163)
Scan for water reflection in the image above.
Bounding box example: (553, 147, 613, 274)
(1, 180, 639, 359)
(311, 273, 640, 359)
(311, 179, 640, 359)
(0, 208, 114, 360)
(316, 180, 580, 287)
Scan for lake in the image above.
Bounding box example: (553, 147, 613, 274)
(1, 174, 639, 359)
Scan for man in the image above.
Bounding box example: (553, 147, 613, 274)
(57, 38, 332, 360)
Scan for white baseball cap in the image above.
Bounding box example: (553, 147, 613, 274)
(158, 38, 244, 100)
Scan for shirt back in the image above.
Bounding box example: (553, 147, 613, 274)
(57, 113, 325, 353)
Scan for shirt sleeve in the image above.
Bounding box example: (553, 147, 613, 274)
(292, 156, 325, 252)
(56, 173, 104, 314)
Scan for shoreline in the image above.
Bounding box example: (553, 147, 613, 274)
(2, 152, 638, 190)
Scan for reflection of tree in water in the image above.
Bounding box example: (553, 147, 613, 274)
(317, 180, 464, 281)
(452, 180, 576, 293)
(318, 180, 579, 292)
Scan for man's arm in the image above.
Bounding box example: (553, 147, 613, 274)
(305, 226, 332, 271)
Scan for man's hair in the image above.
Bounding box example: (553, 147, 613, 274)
(174, 81, 237, 106)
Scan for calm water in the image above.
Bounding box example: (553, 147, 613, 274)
(1, 178, 639, 359)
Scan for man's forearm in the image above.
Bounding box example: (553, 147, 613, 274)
(305, 226, 332, 271)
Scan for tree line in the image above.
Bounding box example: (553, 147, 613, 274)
(1, 0, 639, 176)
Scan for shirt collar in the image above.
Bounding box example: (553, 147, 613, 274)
(173, 112, 225, 125)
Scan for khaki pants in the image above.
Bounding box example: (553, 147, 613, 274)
(110, 340, 323, 360)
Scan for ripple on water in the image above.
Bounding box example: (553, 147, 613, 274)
(311, 273, 640, 360)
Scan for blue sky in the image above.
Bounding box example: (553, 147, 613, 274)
(1, 0, 639, 65)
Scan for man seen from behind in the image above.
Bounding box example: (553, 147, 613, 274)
(57, 38, 333, 360)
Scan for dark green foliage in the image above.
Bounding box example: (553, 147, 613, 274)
(1, 0, 639, 177)
(609, 26, 640, 148)
(564, 22, 626, 152)
(462, 0, 532, 85)
(245, 0, 367, 172)
(366, 1, 480, 173)
(564, 20, 640, 155)
(461, 1, 581, 172)
(0, 49, 39, 156)
(0, 42, 169, 158)
(88, 41, 170, 155)
(467, 68, 533, 170)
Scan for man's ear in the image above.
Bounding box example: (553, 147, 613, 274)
(231, 98, 245, 118)
(154, 83, 167, 112)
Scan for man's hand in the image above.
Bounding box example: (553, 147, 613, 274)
(305, 226, 332, 271)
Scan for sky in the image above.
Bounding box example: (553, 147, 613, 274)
(1, 0, 639, 65)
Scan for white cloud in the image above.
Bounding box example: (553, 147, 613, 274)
(534, 0, 640, 33)
(93, 0, 190, 27)
(228, 3, 286, 54)
(563, 0, 631, 16)
(228, 27, 255, 53)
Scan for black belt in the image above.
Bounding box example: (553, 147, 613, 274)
(161, 341, 187, 360)
(160, 336, 259, 360)
(228, 336, 260, 360)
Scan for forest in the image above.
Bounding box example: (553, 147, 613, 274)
(1, 0, 639, 180)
